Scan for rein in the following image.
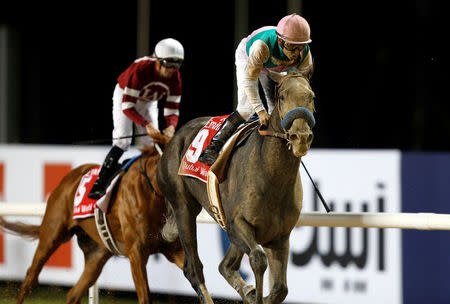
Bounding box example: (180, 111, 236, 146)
(139, 156, 163, 198)
(256, 101, 292, 150)
(257, 125, 288, 140)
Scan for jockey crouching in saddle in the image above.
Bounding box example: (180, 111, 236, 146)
(198, 13, 313, 165)
(88, 38, 184, 199)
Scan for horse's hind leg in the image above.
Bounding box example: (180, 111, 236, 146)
(228, 217, 268, 304)
(219, 243, 256, 301)
(16, 224, 72, 304)
(263, 237, 290, 304)
(172, 200, 214, 304)
(66, 231, 112, 304)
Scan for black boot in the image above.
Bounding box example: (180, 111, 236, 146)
(198, 112, 245, 166)
(87, 146, 124, 199)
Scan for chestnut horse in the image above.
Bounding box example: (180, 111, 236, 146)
(0, 135, 183, 304)
(157, 69, 315, 304)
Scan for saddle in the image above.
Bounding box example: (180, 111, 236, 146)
(207, 120, 259, 230)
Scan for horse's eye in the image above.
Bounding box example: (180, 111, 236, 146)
(280, 94, 285, 101)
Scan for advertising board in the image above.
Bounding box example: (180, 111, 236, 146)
(0, 145, 403, 303)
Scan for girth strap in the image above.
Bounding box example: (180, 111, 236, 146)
(94, 208, 123, 256)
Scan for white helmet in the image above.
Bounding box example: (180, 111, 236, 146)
(153, 38, 184, 60)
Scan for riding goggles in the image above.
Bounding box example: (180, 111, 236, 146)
(279, 39, 307, 52)
(160, 58, 183, 69)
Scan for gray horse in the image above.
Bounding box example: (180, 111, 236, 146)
(157, 69, 315, 304)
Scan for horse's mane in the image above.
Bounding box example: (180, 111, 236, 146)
(140, 146, 159, 158)
(151, 133, 171, 146)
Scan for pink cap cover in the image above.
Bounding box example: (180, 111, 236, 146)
(276, 13, 312, 44)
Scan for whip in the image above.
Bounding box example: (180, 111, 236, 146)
(301, 161, 331, 213)
(74, 133, 163, 156)
(74, 133, 148, 145)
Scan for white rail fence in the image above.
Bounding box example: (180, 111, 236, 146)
(1, 202, 450, 304)
(2, 202, 450, 230)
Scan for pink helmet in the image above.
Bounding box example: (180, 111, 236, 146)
(276, 13, 312, 44)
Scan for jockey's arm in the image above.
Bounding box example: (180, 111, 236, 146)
(145, 122, 160, 138)
(122, 93, 161, 139)
(163, 95, 180, 133)
(122, 101, 148, 127)
(243, 40, 270, 117)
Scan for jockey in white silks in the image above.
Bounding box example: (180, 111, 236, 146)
(88, 38, 184, 199)
(198, 14, 313, 166)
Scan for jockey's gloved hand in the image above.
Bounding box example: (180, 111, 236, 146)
(145, 122, 160, 138)
(163, 125, 175, 138)
(257, 110, 270, 127)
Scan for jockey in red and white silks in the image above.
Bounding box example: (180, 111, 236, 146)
(198, 14, 313, 166)
(88, 38, 184, 200)
(112, 55, 182, 149)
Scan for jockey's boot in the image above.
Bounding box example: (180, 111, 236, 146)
(87, 145, 124, 199)
(198, 111, 245, 166)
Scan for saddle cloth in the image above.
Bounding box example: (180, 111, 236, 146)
(178, 116, 259, 230)
(73, 166, 101, 219)
(178, 115, 230, 182)
(72, 167, 124, 255)
(73, 166, 120, 219)
(73, 154, 141, 219)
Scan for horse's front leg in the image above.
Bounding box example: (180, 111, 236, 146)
(228, 217, 268, 304)
(128, 248, 151, 304)
(219, 243, 256, 301)
(172, 200, 214, 304)
(263, 236, 290, 304)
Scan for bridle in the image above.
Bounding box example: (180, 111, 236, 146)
(255, 74, 329, 212)
(257, 73, 309, 147)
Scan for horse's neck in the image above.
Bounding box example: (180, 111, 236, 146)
(140, 152, 159, 184)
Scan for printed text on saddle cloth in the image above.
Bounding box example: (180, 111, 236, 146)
(178, 115, 230, 182)
(73, 166, 100, 219)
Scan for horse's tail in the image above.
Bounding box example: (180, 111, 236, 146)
(161, 200, 179, 243)
(0, 216, 40, 240)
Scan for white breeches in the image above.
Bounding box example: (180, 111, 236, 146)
(112, 84, 158, 150)
(235, 38, 276, 120)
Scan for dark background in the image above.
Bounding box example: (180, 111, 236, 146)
(1, 0, 449, 150)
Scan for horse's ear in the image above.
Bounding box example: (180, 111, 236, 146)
(267, 69, 284, 84)
(299, 62, 314, 82)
